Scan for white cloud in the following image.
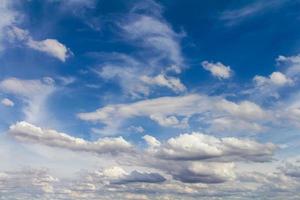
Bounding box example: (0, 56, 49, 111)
(121, 15, 184, 68)
(8, 121, 132, 155)
(202, 61, 232, 79)
(8, 26, 71, 62)
(27, 38, 70, 62)
(254, 71, 293, 87)
(94, 2, 185, 98)
(210, 117, 266, 133)
(143, 135, 161, 148)
(251, 71, 294, 99)
(0, 77, 55, 124)
(220, 0, 288, 26)
(1, 98, 14, 107)
(78, 94, 268, 134)
(172, 162, 236, 184)
(140, 74, 186, 93)
(128, 125, 145, 133)
(145, 132, 276, 162)
(0, 0, 18, 51)
(276, 54, 300, 77)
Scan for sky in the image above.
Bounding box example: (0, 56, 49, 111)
(1, 0, 300, 199)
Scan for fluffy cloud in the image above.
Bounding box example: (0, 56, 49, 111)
(145, 132, 276, 162)
(251, 70, 294, 100)
(202, 61, 232, 79)
(8, 26, 71, 62)
(254, 72, 293, 87)
(1, 166, 300, 200)
(8, 121, 132, 154)
(0, 168, 58, 198)
(172, 162, 235, 184)
(27, 39, 70, 62)
(1, 98, 14, 107)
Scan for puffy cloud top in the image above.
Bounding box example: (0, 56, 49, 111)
(8, 121, 132, 154)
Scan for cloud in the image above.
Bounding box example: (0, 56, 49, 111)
(48, 0, 96, 8)
(209, 117, 266, 134)
(172, 162, 235, 184)
(121, 15, 184, 68)
(279, 162, 300, 178)
(8, 26, 71, 62)
(113, 170, 166, 184)
(145, 132, 276, 162)
(1, 98, 14, 107)
(277, 54, 300, 77)
(250, 70, 294, 100)
(95, 2, 185, 98)
(78, 94, 268, 135)
(220, 0, 288, 26)
(0, 77, 55, 124)
(1, 165, 300, 200)
(201, 61, 232, 79)
(27, 39, 70, 62)
(254, 72, 293, 87)
(0, 0, 18, 51)
(140, 74, 186, 93)
(0, 168, 58, 197)
(143, 135, 161, 148)
(8, 121, 132, 155)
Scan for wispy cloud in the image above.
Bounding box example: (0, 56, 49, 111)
(220, 0, 289, 26)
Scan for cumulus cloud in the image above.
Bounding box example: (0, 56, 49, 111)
(251, 70, 294, 100)
(1, 165, 300, 200)
(8, 26, 71, 62)
(27, 38, 70, 62)
(201, 61, 232, 79)
(145, 132, 276, 162)
(1, 98, 14, 107)
(254, 72, 293, 87)
(172, 162, 235, 184)
(0, 168, 58, 198)
(8, 121, 132, 154)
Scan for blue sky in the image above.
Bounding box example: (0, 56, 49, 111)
(1, 0, 300, 199)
